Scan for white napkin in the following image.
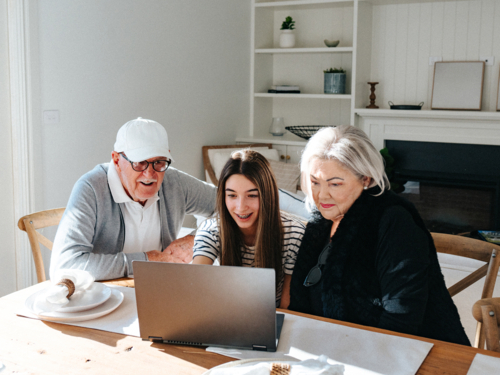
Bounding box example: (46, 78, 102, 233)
(33, 269, 94, 313)
(206, 355, 344, 375)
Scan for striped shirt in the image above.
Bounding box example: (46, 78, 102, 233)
(193, 212, 306, 306)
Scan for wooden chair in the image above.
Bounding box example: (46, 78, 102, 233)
(17, 208, 65, 283)
(202, 143, 272, 185)
(472, 298, 500, 352)
(432, 232, 500, 348)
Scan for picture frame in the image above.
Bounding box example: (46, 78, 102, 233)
(431, 61, 485, 111)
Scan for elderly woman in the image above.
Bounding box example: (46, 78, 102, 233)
(288, 125, 470, 346)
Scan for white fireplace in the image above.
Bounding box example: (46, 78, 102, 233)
(356, 109, 500, 234)
(355, 109, 500, 150)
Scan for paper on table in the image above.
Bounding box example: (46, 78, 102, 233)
(467, 353, 500, 374)
(207, 313, 433, 375)
(18, 284, 141, 337)
(205, 356, 345, 375)
(17, 283, 432, 375)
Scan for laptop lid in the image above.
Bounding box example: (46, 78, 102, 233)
(133, 261, 283, 351)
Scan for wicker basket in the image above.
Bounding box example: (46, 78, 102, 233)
(285, 125, 329, 140)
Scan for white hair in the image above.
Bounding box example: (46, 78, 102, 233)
(300, 125, 389, 210)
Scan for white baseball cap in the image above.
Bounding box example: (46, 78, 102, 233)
(114, 118, 173, 162)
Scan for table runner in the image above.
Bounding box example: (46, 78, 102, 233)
(17, 282, 140, 337)
(18, 283, 433, 374)
(207, 312, 433, 375)
(466, 353, 500, 374)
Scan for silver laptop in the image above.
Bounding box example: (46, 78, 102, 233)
(133, 261, 285, 352)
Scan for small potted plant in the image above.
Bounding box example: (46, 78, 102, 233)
(279, 16, 296, 48)
(324, 67, 346, 94)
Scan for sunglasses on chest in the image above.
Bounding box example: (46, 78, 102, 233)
(303, 242, 332, 287)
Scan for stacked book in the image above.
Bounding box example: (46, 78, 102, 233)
(268, 85, 300, 94)
(478, 230, 500, 244)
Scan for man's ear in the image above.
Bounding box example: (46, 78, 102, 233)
(111, 151, 120, 166)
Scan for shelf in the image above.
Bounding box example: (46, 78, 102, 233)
(236, 135, 308, 146)
(355, 109, 500, 121)
(255, 0, 354, 8)
(255, 47, 353, 54)
(256, 93, 351, 99)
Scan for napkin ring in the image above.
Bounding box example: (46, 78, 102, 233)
(56, 278, 76, 298)
(270, 363, 290, 375)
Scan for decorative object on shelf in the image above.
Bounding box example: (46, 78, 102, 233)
(388, 101, 424, 110)
(323, 39, 339, 48)
(279, 16, 296, 48)
(431, 61, 485, 111)
(323, 68, 346, 94)
(366, 82, 379, 108)
(269, 117, 286, 136)
(285, 125, 329, 140)
(268, 85, 300, 94)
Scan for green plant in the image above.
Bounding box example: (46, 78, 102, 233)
(380, 147, 406, 193)
(280, 16, 295, 30)
(323, 67, 346, 74)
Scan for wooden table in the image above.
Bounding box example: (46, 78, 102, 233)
(1, 282, 499, 375)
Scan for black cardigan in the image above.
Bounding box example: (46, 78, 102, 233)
(289, 188, 470, 346)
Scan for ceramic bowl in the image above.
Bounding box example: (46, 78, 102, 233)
(324, 39, 340, 47)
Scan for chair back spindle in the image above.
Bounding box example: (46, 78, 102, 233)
(17, 208, 65, 283)
(432, 232, 500, 348)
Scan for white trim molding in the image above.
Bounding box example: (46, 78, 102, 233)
(355, 109, 500, 151)
(8, 0, 36, 288)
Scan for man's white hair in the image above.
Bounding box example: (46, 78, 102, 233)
(300, 125, 390, 211)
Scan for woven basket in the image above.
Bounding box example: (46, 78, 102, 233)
(285, 125, 330, 140)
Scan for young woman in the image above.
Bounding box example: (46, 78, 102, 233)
(192, 150, 305, 308)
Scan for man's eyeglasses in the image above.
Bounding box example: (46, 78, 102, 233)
(120, 153, 171, 173)
(303, 242, 332, 287)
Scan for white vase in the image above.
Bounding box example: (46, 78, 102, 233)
(269, 117, 286, 136)
(279, 30, 295, 48)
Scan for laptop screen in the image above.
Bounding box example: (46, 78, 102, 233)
(133, 261, 282, 351)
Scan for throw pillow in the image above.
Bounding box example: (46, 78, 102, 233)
(268, 160, 300, 193)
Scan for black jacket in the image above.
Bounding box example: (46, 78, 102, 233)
(289, 188, 470, 346)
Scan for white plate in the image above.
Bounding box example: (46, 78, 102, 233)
(57, 282, 111, 313)
(25, 288, 124, 323)
(203, 358, 300, 374)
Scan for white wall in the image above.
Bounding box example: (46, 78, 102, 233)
(37, 0, 250, 208)
(30, 0, 251, 274)
(370, 0, 500, 111)
(0, 0, 17, 296)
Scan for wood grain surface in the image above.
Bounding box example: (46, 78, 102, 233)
(2, 281, 500, 374)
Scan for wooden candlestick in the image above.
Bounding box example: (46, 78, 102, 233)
(366, 82, 379, 109)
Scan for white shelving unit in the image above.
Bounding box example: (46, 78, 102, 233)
(255, 47, 354, 53)
(238, 0, 372, 151)
(254, 93, 352, 99)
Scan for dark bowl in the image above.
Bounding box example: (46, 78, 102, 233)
(388, 101, 424, 110)
(285, 125, 330, 140)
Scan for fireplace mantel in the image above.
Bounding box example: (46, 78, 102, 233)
(355, 109, 500, 150)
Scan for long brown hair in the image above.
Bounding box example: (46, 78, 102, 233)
(217, 150, 284, 284)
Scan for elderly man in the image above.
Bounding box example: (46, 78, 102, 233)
(50, 118, 216, 280)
